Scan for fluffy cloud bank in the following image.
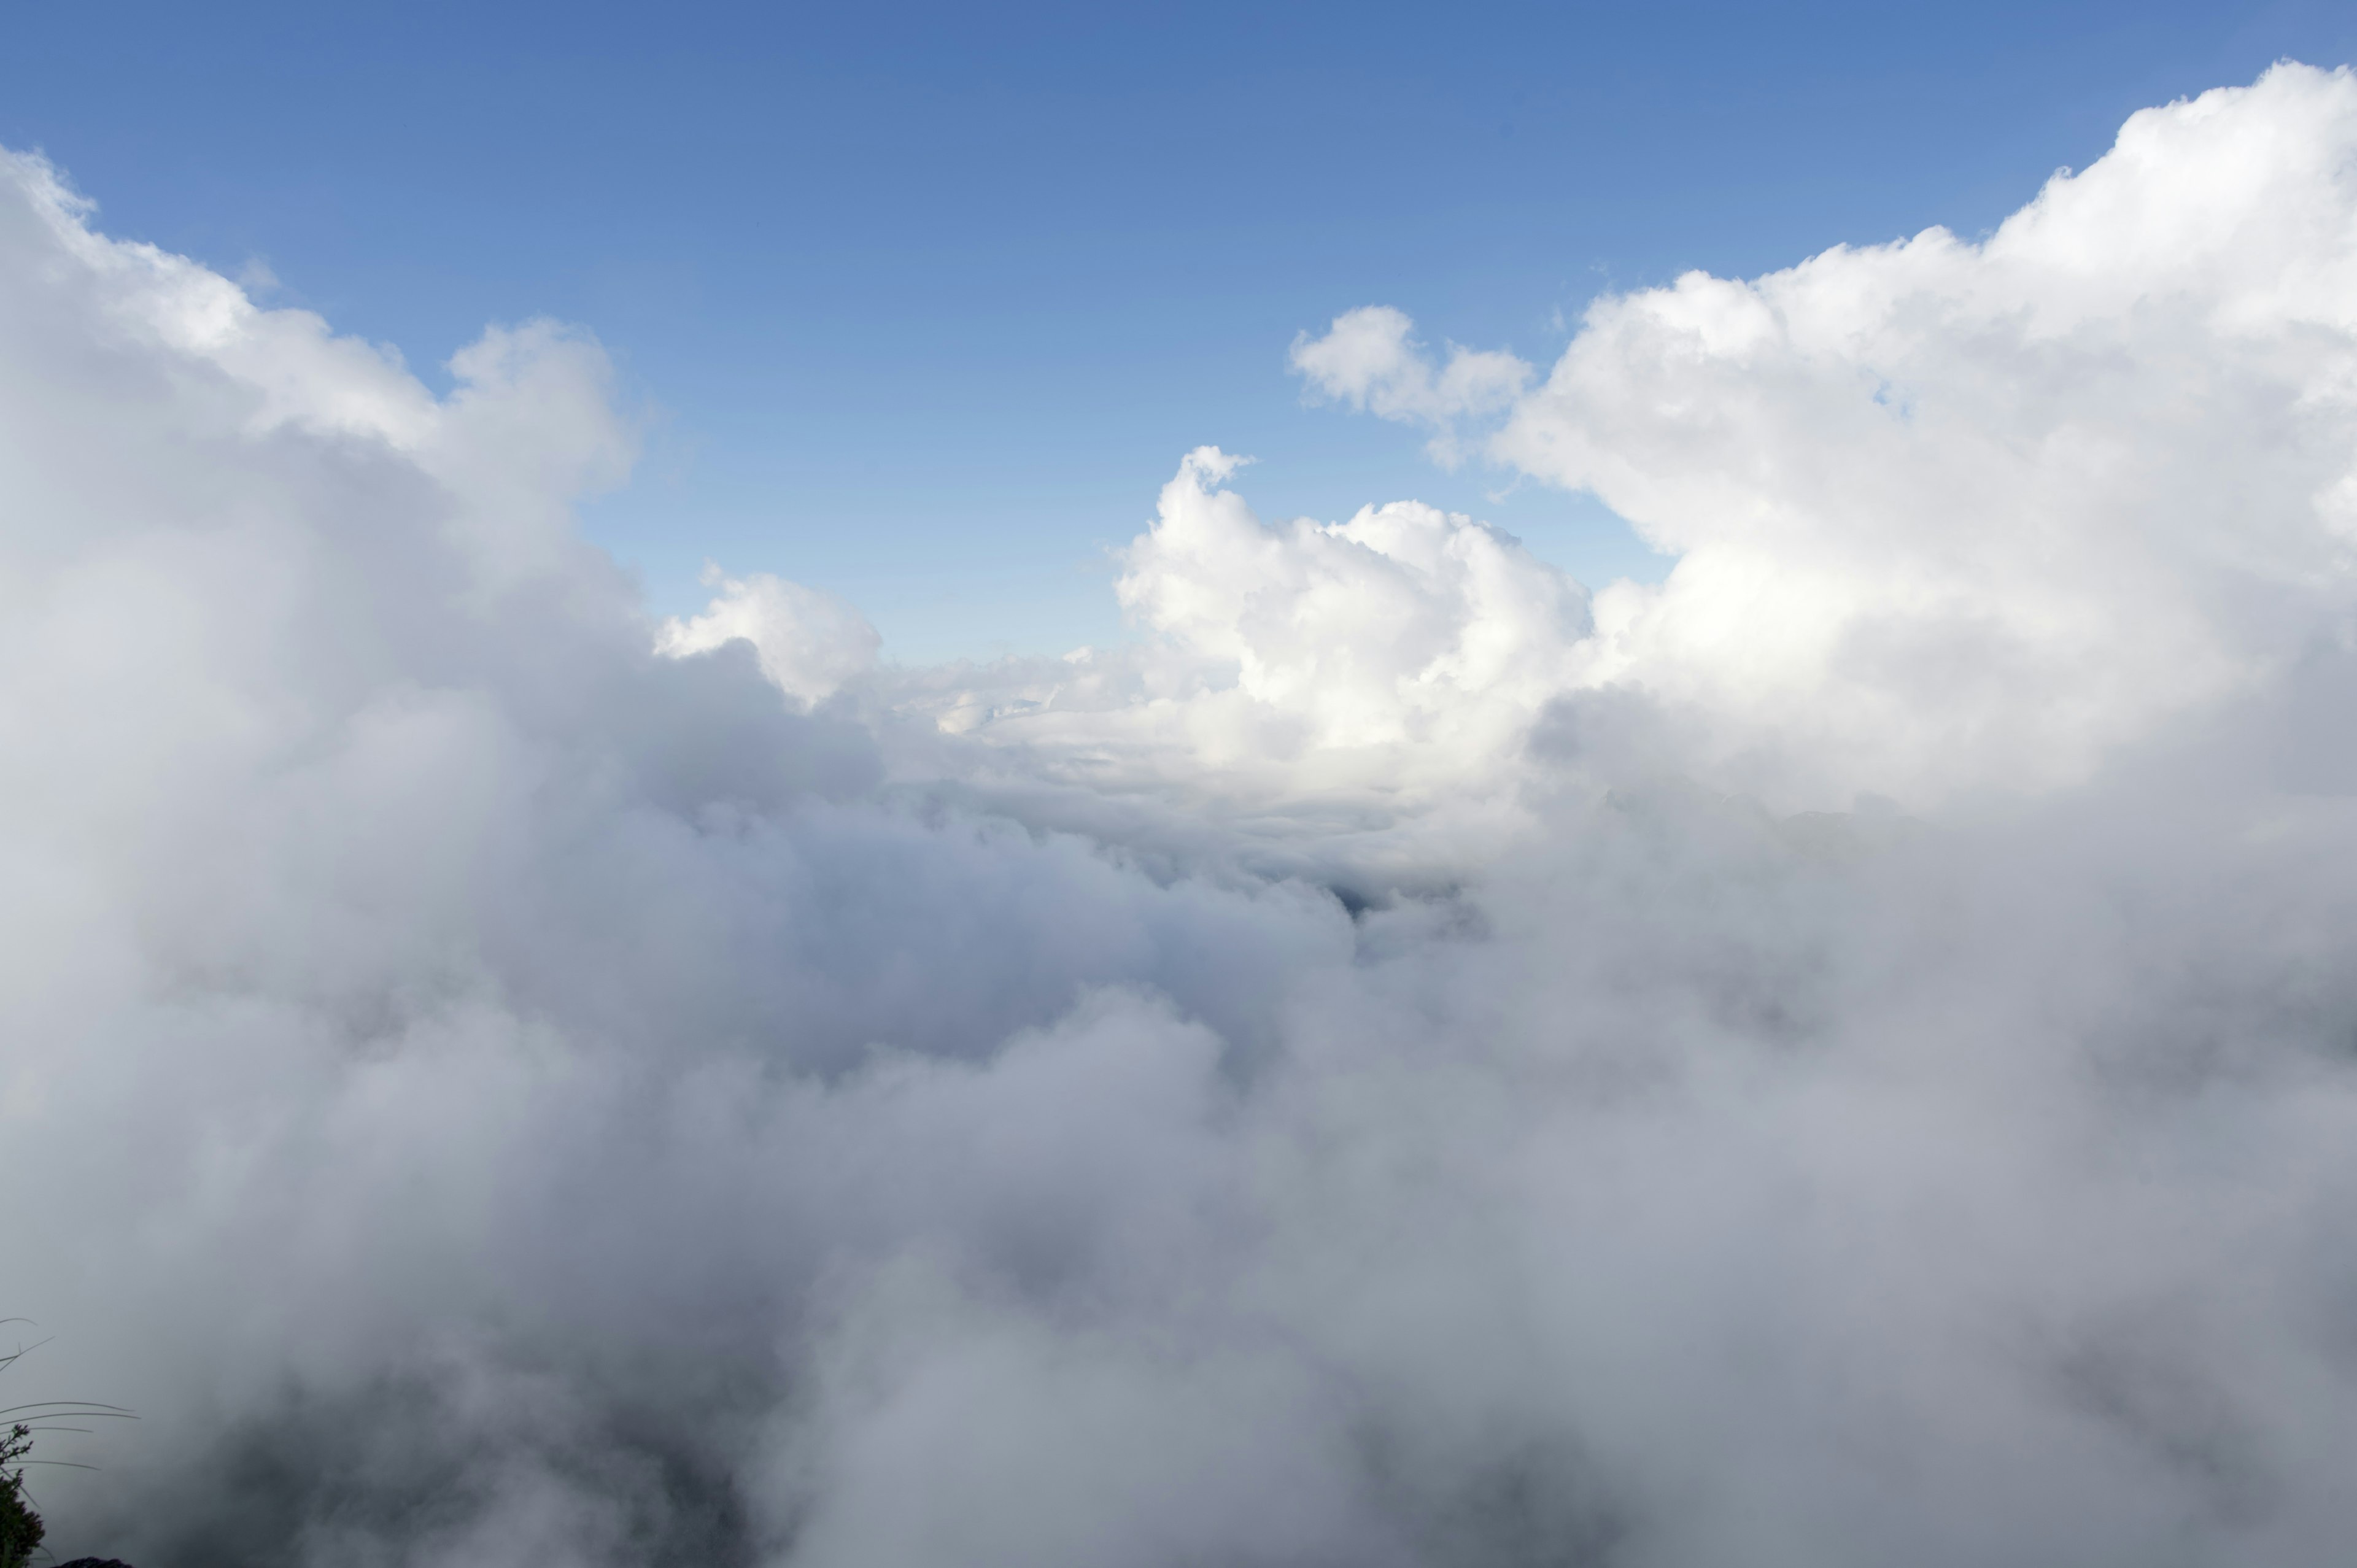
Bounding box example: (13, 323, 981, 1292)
(8, 62, 2357, 1568)
(1298, 62, 2357, 807)
(854, 447, 1593, 884)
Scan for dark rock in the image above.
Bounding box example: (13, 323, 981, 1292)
(56, 1558, 136, 1567)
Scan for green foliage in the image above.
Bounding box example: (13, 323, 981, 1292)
(0, 1420, 41, 1568)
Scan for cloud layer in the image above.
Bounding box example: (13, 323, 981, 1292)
(7, 63, 2357, 1568)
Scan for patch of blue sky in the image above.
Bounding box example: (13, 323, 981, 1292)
(4, 0, 2352, 660)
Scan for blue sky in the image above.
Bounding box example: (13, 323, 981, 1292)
(6, 0, 2355, 661)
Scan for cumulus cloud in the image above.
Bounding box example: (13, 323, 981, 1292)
(837, 446, 1592, 882)
(657, 567, 881, 706)
(1290, 305, 1533, 465)
(9, 63, 2357, 1568)
(1295, 64, 2357, 806)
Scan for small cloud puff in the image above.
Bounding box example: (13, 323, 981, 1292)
(1290, 304, 1532, 465)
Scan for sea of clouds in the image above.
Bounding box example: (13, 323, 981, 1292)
(7, 60, 2357, 1568)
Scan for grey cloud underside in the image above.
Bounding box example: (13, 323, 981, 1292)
(9, 64, 2357, 1568)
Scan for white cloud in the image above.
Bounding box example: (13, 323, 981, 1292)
(1288, 64, 2357, 809)
(1290, 304, 1533, 465)
(12, 64, 2357, 1568)
(802, 444, 1592, 879)
(657, 566, 881, 706)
